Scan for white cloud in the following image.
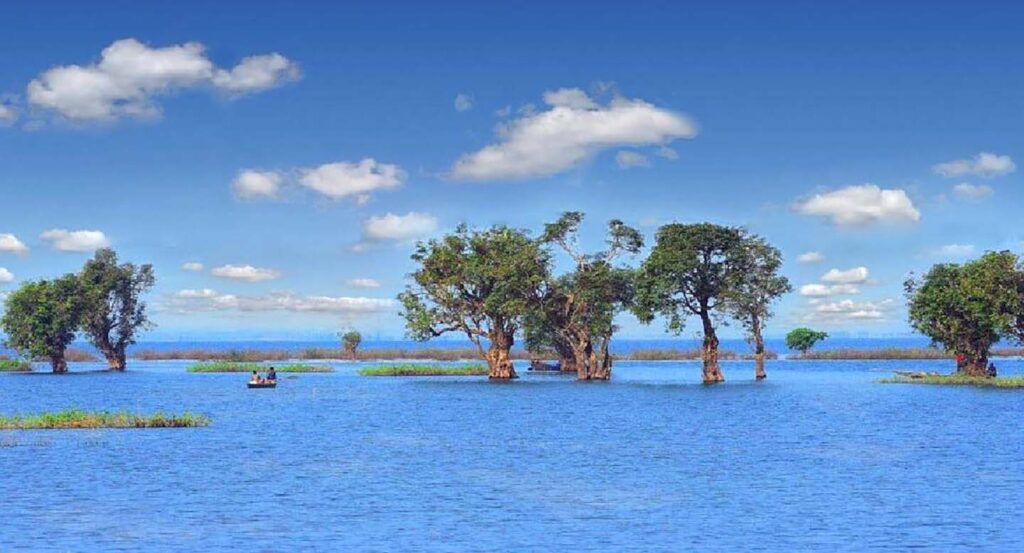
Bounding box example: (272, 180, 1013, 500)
(932, 152, 1015, 178)
(451, 88, 697, 181)
(211, 53, 300, 94)
(27, 38, 299, 122)
(181, 262, 204, 272)
(795, 184, 920, 227)
(821, 266, 870, 284)
(799, 283, 861, 297)
(211, 264, 281, 282)
(796, 251, 824, 264)
(0, 233, 29, 254)
(931, 244, 975, 259)
(495, 105, 512, 118)
(454, 93, 474, 112)
(354, 212, 438, 251)
(299, 158, 405, 202)
(0, 267, 13, 283)
(346, 278, 382, 288)
(951, 182, 993, 200)
(615, 150, 649, 168)
(169, 289, 394, 314)
(655, 145, 678, 160)
(233, 169, 283, 199)
(807, 298, 896, 323)
(40, 229, 109, 252)
(0, 102, 17, 125)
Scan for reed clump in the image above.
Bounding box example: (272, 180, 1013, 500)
(359, 364, 489, 376)
(0, 358, 32, 372)
(879, 374, 1024, 388)
(0, 409, 211, 429)
(187, 362, 333, 373)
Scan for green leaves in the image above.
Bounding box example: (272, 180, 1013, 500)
(785, 328, 829, 353)
(1, 274, 83, 363)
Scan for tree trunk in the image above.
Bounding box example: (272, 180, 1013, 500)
(558, 356, 576, 373)
(486, 332, 517, 379)
(573, 343, 590, 380)
(50, 354, 68, 373)
(107, 351, 127, 371)
(700, 311, 724, 384)
(590, 337, 612, 380)
(957, 349, 990, 377)
(752, 319, 766, 380)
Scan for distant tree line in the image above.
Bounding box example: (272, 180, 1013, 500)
(1, 248, 155, 372)
(400, 212, 792, 383)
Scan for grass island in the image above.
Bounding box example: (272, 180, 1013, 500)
(187, 362, 333, 373)
(0, 409, 211, 429)
(359, 364, 489, 376)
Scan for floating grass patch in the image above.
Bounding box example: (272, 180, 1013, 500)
(879, 374, 1024, 388)
(0, 409, 211, 429)
(359, 364, 489, 376)
(0, 359, 31, 372)
(187, 362, 333, 373)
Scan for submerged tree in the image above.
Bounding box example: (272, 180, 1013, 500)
(785, 328, 828, 354)
(340, 330, 362, 360)
(399, 224, 549, 379)
(634, 223, 749, 383)
(725, 237, 792, 379)
(78, 248, 156, 370)
(905, 251, 1024, 377)
(530, 212, 643, 380)
(1, 275, 83, 373)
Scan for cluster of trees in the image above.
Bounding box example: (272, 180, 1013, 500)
(400, 213, 792, 383)
(905, 250, 1024, 377)
(1, 249, 155, 373)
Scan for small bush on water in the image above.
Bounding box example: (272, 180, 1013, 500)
(879, 374, 1024, 388)
(359, 364, 489, 376)
(0, 359, 32, 371)
(0, 408, 211, 429)
(187, 362, 333, 373)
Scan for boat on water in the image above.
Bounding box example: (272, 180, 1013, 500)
(248, 381, 277, 389)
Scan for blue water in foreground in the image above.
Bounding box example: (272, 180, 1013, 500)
(3, 359, 1023, 551)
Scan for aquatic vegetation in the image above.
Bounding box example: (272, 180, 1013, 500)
(0, 409, 211, 429)
(359, 364, 489, 376)
(880, 374, 1024, 388)
(794, 347, 1024, 360)
(622, 348, 777, 361)
(0, 359, 32, 372)
(187, 362, 333, 373)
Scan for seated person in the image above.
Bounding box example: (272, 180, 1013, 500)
(250, 370, 260, 383)
(266, 367, 277, 381)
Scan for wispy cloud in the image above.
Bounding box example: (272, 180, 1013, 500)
(932, 152, 1015, 178)
(211, 264, 281, 282)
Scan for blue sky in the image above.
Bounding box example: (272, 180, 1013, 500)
(1, 0, 1022, 340)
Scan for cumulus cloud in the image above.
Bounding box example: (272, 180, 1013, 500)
(615, 150, 649, 168)
(353, 212, 438, 252)
(181, 261, 204, 272)
(168, 289, 394, 315)
(299, 158, 405, 202)
(450, 88, 697, 181)
(0, 267, 13, 283)
(796, 251, 824, 264)
(40, 229, 109, 252)
(821, 266, 870, 284)
(26, 38, 299, 122)
(454, 93, 473, 112)
(932, 152, 1015, 178)
(0, 233, 29, 254)
(799, 283, 861, 297)
(346, 278, 382, 288)
(233, 169, 283, 199)
(211, 264, 281, 282)
(794, 184, 920, 227)
(806, 298, 896, 323)
(211, 53, 300, 94)
(951, 182, 993, 200)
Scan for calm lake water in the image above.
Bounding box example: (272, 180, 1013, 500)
(2, 359, 1023, 551)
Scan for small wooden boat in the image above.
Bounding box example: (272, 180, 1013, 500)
(248, 381, 277, 389)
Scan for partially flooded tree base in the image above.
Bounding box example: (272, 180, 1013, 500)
(486, 345, 518, 379)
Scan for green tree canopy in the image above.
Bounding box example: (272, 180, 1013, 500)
(725, 236, 792, 379)
(634, 223, 749, 383)
(1, 274, 83, 373)
(78, 248, 156, 370)
(399, 224, 550, 379)
(905, 250, 1024, 376)
(785, 328, 829, 354)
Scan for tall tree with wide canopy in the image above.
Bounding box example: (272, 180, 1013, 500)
(531, 212, 643, 380)
(1, 275, 83, 373)
(724, 236, 792, 379)
(78, 248, 156, 370)
(399, 224, 549, 379)
(905, 251, 1024, 377)
(634, 223, 749, 383)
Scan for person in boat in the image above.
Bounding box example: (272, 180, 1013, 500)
(266, 366, 277, 382)
(250, 370, 260, 383)
(987, 362, 997, 377)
